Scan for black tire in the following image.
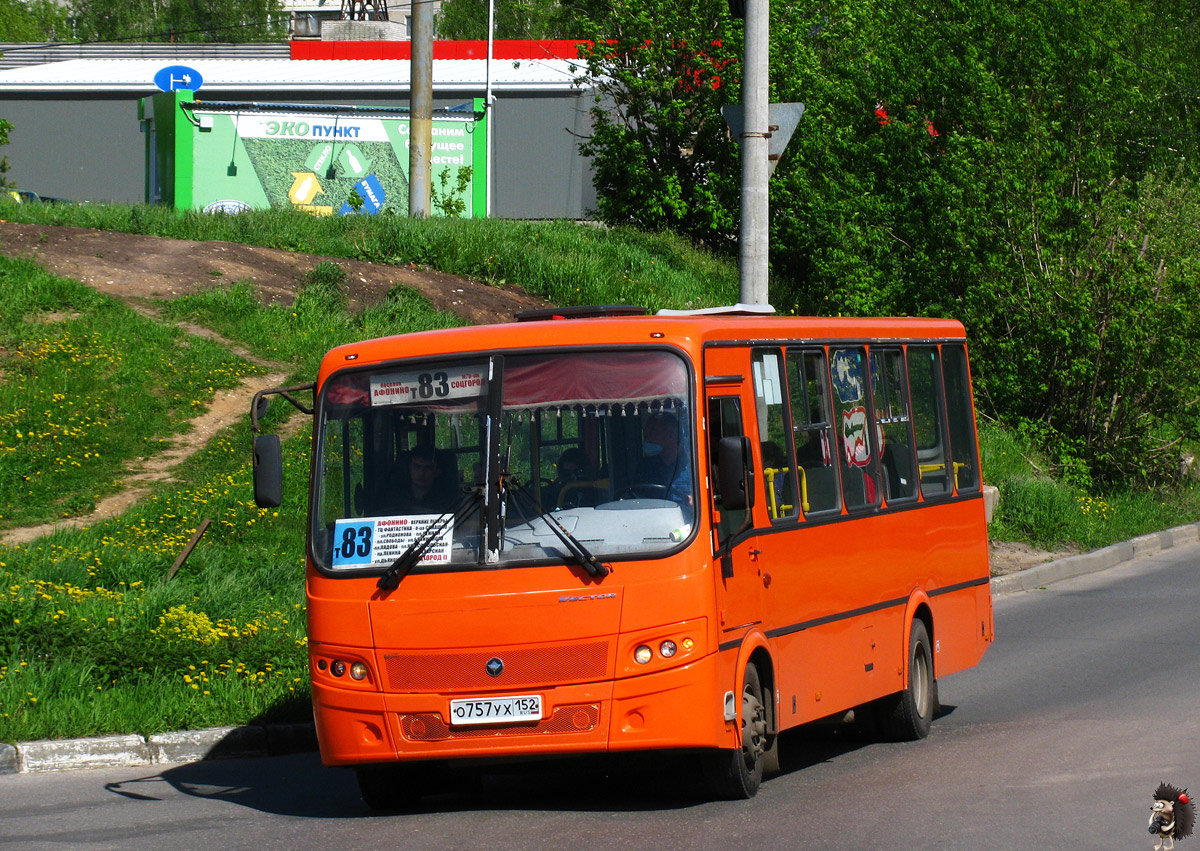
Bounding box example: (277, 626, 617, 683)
(880, 619, 937, 741)
(355, 763, 425, 812)
(706, 662, 768, 799)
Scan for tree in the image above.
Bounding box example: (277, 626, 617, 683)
(0, 0, 72, 41)
(578, 0, 1200, 483)
(576, 0, 741, 245)
(435, 0, 582, 39)
(68, 0, 287, 43)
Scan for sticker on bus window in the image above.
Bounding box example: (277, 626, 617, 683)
(841, 406, 871, 467)
(369, 365, 487, 407)
(831, 350, 865, 403)
(331, 515, 452, 568)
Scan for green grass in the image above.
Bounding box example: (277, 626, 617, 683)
(0, 420, 313, 740)
(980, 421, 1200, 551)
(160, 261, 467, 378)
(0, 256, 262, 527)
(0, 258, 469, 742)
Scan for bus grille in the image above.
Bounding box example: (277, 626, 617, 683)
(399, 704, 601, 741)
(383, 642, 609, 691)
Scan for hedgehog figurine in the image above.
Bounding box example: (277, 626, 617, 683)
(1150, 783, 1196, 850)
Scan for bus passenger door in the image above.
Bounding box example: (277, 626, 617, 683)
(705, 373, 765, 645)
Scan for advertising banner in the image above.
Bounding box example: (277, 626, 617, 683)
(190, 106, 481, 216)
(142, 92, 486, 217)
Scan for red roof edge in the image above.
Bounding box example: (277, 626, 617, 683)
(290, 39, 588, 61)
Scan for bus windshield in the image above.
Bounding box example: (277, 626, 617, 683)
(311, 348, 694, 573)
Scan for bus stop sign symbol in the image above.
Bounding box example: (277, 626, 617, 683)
(154, 65, 203, 93)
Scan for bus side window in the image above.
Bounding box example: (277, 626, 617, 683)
(942, 344, 981, 493)
(909, 345, 950, 498)
(707, 396, 747, 544)
(752, 349, 799, 522)
(830, 347, 882, 511)
(871, 348, 918, 503)
(786, 349, 840, 515)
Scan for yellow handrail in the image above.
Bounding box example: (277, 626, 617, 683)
(764, 466, 803, 517)
(917, 461, 969, 491)
(764, 467, 781, 518)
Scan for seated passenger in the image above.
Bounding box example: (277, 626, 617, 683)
(634, 413, 692, 511)
(386, 446, 458, 515)
(544, 447, 593, 509)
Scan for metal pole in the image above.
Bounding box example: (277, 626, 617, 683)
(485, 0, 495, 217)
(738, 0, 770, 305)
(409, 0, 434, 218)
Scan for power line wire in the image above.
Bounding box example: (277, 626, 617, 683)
(0, 19, 287, 53)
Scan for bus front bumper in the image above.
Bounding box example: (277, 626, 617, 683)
(312, 651, 728, 766)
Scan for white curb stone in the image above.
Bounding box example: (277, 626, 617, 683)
(18, 734, 151, 773)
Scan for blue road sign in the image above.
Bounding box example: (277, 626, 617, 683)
(154, 65, 203, 93)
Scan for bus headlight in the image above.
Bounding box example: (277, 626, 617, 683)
(659, 640, 677, 658)
(634, 645, 653, 665)
(350, 661, 369, 681)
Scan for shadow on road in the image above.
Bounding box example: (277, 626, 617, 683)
(100, 706, 957, 819)
(102, 751, 709, 819)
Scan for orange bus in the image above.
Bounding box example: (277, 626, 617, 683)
(251, 305, 994, 806)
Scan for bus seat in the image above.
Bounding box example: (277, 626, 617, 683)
(557, 478, 610, 509)
(842, 466, 866, 506)
(803, 465, 839, 513)
(433, 449, 462, 505)
(881, 441, 915, 500)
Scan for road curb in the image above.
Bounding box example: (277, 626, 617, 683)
(4, 523, 1198, 775)
(990, 521, 1200, 596)
(0, 722, 316, 776)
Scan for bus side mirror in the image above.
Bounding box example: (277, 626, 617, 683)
(253, 434, 283, 508)
(717, 436, 754, 512)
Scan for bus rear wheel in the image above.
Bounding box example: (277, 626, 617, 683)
(879, 619, 937, 741)
(706, 662, 767, 799)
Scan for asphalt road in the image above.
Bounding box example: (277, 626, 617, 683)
(3, 543, 1198, 850)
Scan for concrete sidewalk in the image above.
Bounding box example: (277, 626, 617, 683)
(0, 722, 316, 775)
(4, 520, 1198, 776)
(988, 521, 1200, 595)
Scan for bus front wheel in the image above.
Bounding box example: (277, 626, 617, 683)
(879, 619, 937, 741)
(706, 662, 768, 799)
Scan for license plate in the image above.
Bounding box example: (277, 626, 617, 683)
(449, 694, 542, 726)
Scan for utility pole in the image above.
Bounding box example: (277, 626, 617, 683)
(485, 0, 495, 217)
(409, 0, 433, 218)
(738, 0, 770, 305)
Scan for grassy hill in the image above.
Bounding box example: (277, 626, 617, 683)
(0, 201, 1196, 742)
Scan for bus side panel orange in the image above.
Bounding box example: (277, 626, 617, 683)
(608, 653, 727, 751)
(927, 587, 980, 679)
(756, 499, 987, 729)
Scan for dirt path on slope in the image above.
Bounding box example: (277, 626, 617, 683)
(0, 222, 552, 545)
(0, 221, 551, 323)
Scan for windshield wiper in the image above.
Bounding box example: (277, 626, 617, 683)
(507, 480, 609, 579)
(376, 488, 482, 590)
